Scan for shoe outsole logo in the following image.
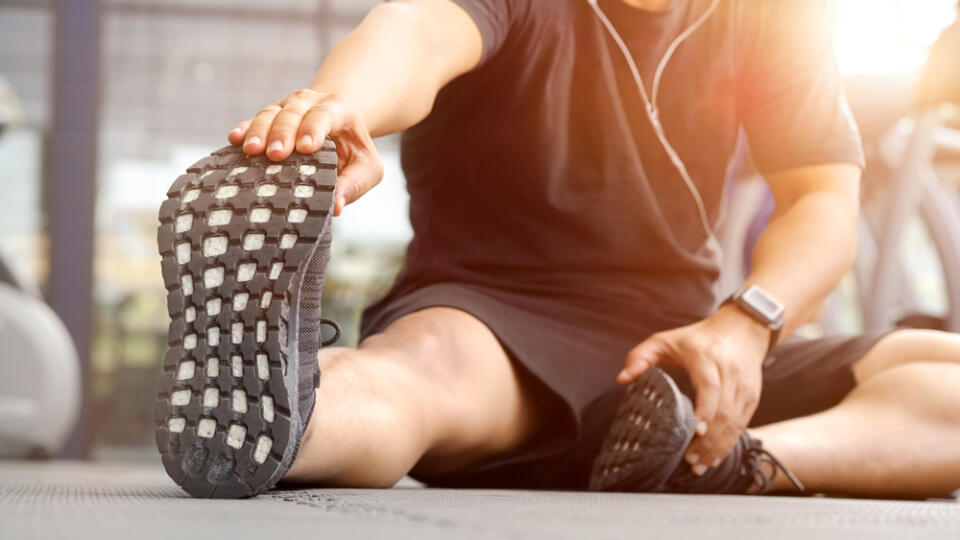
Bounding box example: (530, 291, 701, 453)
(155, 143, 337, 498)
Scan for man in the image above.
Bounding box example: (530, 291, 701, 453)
(156, 0, 960, 498)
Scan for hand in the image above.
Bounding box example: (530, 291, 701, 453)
(618, 305, 769, 475)
(227, 89, 383, 216)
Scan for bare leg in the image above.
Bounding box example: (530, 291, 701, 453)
(753, 330, 960, 497)
(283, 307, 542, 487)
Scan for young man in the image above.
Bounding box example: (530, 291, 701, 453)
(157, 0, 960, 498)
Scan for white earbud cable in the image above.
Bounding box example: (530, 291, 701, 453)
(587, 0, 722, 252)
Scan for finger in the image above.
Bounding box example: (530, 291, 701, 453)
(686, 357, 722, 437)
(228, 119, 252, 145)
(296, 104, 341, 155)
(687, 372, 740, 470)
(333, 152, 383, 216)
(619, 338, 670, 385)
(243, 103, 282, 155)
(265, 98, 315, 161)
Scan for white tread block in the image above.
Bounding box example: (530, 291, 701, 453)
(181, 274, 194, 296)
(203, 267, 225, 289)
(167, 416, 186, 434)
(231, 389, 248, 413)
(243, 233, 265, 251)
(175, 213, 193, 233)
(216, 185, 239, 199)
(206, 357, 220, 378)
(231, 354, 243, 377)
(250, 207, 272, 224)
(208, 208, 232, 227)
(280, 233, 297, 249)
(228, 166, 248, 177)
(299, 164, 317, 176)
(183, 334, 197, 350)
(176, 242, 191, 265)
(226, 424, 247, 449)
(253, 435, 273, 464)
(293, 184, 314, 198)
(231, 323, 244, 345)
(259, 291, 273, 309)
(176, 360, 196, 381)
(265, 165, 282, 175)
(232, 292, 249, 311)
(257, 183, 278, 197)
(197, 418, 217, 438)
(256, 354, 270, 381)
(203, 236, 228, 257)
(237, 262, 256, 282)
(182, 189, 201, 203)
(256, 320, 267, 343)
(268, 262, 282, 280)
(287, 208, 307, 224)
(170, 389, 191, 406)
(184, 306, 196, 323)
(203, 386, 219, 408)
(261, 395, 275, 422)
(207, 326, 220, 346)
(205, 298, 222, 317)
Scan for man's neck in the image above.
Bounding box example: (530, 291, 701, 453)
(619, 0, 674, 12)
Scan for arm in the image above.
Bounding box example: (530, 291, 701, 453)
(619, 164, 861, 474)
(227, 0, 483, 215)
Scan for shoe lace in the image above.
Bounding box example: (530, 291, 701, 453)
(319, 317, 341, 347)
(744, 443, 804, 493)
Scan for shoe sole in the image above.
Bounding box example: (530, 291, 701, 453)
(155, 142, 337, 498)
(588, 367, 697, 492)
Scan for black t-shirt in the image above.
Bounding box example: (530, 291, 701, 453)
(393, 0, 864, 324)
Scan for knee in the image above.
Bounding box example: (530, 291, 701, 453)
(853, 329, 960, 382)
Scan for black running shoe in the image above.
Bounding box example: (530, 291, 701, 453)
(589, 367, 803, 495)
(589, 367, 698, 492)
(155, 142, 340, 498)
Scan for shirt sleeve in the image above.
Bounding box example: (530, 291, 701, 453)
(737, 1, 865, 174)
(447, 0, 526, 68)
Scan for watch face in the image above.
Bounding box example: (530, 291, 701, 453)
(742, 285, 785, 323)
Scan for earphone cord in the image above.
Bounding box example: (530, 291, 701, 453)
(587, 0, 722, 254)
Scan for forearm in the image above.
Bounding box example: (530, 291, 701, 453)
(309, 2, 481, 137)
(738, 186, 859, 339)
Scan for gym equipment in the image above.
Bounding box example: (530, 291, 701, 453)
(0, 255, 81, 457)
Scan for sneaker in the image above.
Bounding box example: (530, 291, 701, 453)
(155, 142, 341, 498)
(589, 367, 698, 492)
(588, 367, 803, 494)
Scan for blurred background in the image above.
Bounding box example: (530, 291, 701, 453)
(0, 0, 957, 461)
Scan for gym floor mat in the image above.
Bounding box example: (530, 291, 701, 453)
(1, 462, 958, 540)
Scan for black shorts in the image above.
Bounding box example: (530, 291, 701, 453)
(361, 282, 891, 490)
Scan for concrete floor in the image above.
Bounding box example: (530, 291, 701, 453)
(1, 462, 959, 540)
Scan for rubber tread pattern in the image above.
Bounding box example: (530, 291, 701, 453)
(155, 142, 337, 498)
(589, 367, 698, 492)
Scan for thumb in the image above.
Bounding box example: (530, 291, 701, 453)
(619, 336, 671, 385)
(332, 155, 381, 216)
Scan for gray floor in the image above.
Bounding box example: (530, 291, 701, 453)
(2, 462, 959, 540)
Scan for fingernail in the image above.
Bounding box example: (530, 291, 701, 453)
(245, 136, 261, 147)
(712, 458, 721, 467)
(686, 453, 699, 465)
(692, 464, 708, 476)
(267, 140, 283, 153)
(299, 135, 312, 147)
(696, 421, 708, 436)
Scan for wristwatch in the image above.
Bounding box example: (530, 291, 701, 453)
(722, 285, 786, 355)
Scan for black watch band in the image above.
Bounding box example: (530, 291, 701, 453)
(722, 285, 786, 355)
